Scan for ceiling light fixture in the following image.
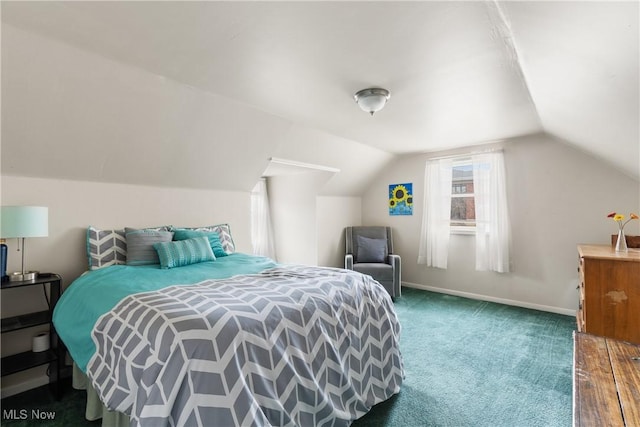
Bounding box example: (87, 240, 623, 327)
(354, 88, 390, 116)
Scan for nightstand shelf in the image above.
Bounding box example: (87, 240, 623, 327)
(1, 274, 63, 399)
(1, 349, 58, 376)
(1, 310, 50, 333)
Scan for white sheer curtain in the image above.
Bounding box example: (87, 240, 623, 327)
(418, 158, 453, 268)
(472, 152, 510, 272)
(250, 178, 277, 260)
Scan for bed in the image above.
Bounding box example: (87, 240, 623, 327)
(52, 225, 404, 426)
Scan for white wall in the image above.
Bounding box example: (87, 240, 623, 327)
(274, 125, 394, 196)
(267, 171, 331, 265)
(267, 174, 361, 267)
(269, 173, 319, 265)
(0, 175, 253, 396)
(2, 24, 393, 197)
(361, 133, 640, 314)
(317, 196, 362, 268)
(1, 24, 285, 192)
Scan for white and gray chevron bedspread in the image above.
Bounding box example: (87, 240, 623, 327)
(87, 265, 404, 426)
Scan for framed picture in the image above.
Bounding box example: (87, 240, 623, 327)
(389, 183, 413, 216)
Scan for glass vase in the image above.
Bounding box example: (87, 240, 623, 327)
(615, 229, 628, 252)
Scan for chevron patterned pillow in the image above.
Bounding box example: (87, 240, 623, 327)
(86, 226, 126, 270)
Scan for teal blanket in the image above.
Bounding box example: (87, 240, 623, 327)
(52, 253, 276, 372)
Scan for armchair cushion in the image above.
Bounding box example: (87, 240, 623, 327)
(356, 235, 387, 263)
(354, 263, 394, 282)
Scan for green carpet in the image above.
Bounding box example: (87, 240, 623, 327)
(354, 288, 575, 427)
(1, 287, 575, 426)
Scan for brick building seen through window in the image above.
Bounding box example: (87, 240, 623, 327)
(451, 163, 475, 226)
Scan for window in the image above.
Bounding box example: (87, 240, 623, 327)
(418, 151, 510, 272)
(450, 160, 475, 229)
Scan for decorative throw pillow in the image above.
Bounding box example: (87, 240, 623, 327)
(356, 235, 387, 263)
(154, 236, 215, 269)
(170, 224, 235, 254)
(87, 226, 127, 270)
(125, 229, 174, 266)
(172, 229, 227, 258)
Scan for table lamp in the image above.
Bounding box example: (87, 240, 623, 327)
(0, 206, 49, 281)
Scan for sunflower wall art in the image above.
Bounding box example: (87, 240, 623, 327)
(389, 183, 413, 216)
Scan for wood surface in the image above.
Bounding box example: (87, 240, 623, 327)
(607, 339, 640, 426)
(573, 333, 624, 426)
(573, 332, 640, 427)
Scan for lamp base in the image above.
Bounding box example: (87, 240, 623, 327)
(9, 271, 38, 282)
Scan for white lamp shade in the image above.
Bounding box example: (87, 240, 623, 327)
(1, 206, 49, 238)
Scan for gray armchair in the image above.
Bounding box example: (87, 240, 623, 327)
(345, 226, 401, 299)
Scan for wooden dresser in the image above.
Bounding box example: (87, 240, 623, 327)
(577, 245, 640, 344)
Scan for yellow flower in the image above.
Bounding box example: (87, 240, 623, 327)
(608, 212, 639, 230)
(391, 185, 409, 203)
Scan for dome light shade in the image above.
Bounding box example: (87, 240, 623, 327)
(354, 88, 390, 116)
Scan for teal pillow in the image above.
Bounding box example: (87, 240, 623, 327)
(170, 224, 235, 254)
(153, 236, 215, 269)
(172, 228, 227, 258)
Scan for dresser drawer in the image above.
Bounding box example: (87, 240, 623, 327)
(576, 304, 585, 332)
(578, 256, 585, 284)
(576, 256, 585, 332)
(577, 281, 585, 332)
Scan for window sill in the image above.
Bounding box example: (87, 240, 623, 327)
(450, 226, 476, 235)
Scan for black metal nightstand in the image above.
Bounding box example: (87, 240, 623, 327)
(1, 274, 63, 399)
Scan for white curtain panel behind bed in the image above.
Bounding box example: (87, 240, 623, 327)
(251, 178, 277, 260)
(418, 158, 453, 268)
(472, 151, 511, 273)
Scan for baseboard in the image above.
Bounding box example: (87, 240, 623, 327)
(401, 281, 576, 316)
(1, 375, 49, 399)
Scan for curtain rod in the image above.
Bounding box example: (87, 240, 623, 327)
(425, 148, 503, 161)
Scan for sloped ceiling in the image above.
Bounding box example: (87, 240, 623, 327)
(1, 1, 638, 195)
